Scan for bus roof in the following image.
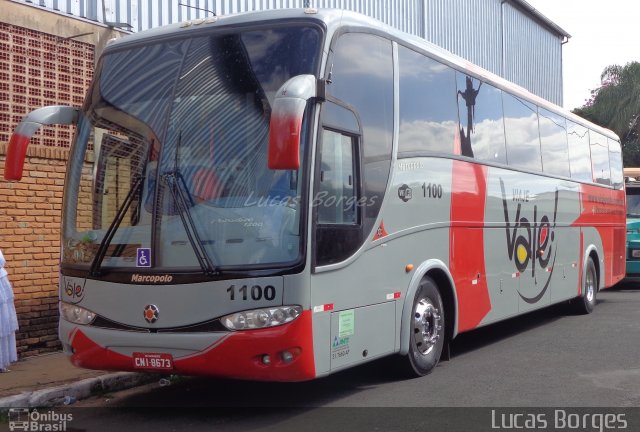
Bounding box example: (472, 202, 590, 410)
(103, 7, 618, 143)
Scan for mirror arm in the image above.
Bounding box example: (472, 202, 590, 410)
(4, 106, 79, 181)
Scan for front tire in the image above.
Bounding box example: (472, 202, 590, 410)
(401, 277, 446, 377)
(575, 257, 598, 314)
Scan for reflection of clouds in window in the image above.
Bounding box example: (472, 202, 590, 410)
(400, 58, 450, 79)
(398, 46, 458, 153)
(330, 33, 393, 161)
(504, 113, 541, 171)
(471, 118, 506, 161)
(333, 35, 393, 80)
(590, 133, 610, 185)
(505, 113, 539, 144)
(503, 91, 541, 172)
(541, 129, 569, 177)
(365, 125, 395, 160)
(609, 138, 623, 188)
(455, 73, 504, 162)
(567, 122, 592, 182)
(399, 120, 457, 154)
(539, 110, 569, 177)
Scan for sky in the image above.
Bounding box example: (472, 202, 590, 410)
(525, 0, 640, 110)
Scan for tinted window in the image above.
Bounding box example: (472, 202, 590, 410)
(567, 121, 592, 182)
(329, 33, 393, 236)
(398, 46, 457, 155)
(628, 186, 640, 217)
(317, 129, 357, 224)
(322, 101, 359, 134)
(539, 108, 569, 177)
(609, 138, 623, 189)
(456, 73, 505, 163)
(503, 93, 541, 172)
(590, 132, 611, 185)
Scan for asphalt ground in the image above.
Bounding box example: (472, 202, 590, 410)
(23, 282, 633, 431)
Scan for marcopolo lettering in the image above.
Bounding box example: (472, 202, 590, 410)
(131, 274, 174, 284)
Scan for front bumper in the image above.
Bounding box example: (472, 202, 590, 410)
(59, 311, 315, 382)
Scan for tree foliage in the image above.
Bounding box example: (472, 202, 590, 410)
(572, 61, 640, 167)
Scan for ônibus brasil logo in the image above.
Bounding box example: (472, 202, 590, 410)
(500, 179, 559, 304)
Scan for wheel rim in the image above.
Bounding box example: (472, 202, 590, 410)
(585, 266, 595, 303)
(412, 297, 442, 356)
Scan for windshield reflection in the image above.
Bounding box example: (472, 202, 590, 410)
(62, 25, 321, 272)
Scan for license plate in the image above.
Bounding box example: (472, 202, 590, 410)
(132, 352, 174, 370)
(632, 250, 640, 258)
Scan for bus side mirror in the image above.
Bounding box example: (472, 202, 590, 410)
(268, 75, 318, 170)
(4, 106, 79, 181)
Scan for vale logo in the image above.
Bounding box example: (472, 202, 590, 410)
(500, 179, 559, 304)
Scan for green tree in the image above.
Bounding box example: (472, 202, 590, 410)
(573, 61, 640, 167)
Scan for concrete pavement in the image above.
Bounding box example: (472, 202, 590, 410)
(0, 351, 155, 410)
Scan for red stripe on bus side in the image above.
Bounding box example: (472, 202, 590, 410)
(449, 161, 491, 332)
(572, 184, 626, 287)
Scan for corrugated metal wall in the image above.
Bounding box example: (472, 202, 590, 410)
(12, 0, 564, 105)
(425, 0, 503, 79)
(503, 2, 563, 106)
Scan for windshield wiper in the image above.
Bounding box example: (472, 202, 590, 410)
(90, 176, 143, 276)
(162, 172, 218, 276)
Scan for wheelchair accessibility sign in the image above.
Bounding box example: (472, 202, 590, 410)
(137, 248, 151, 268)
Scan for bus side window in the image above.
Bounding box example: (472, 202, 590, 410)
(539, 107, 570, 177)
(455, 73, 506, 163)
(398, 45, 458, 156)
(590, 131, 611, 186)
(567, 121, 592, 182)
(503, 92, 541, 172)
(327, 32, 393, 239)
(608, 138, 624, 190)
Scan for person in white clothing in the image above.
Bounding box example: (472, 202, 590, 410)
(0, 249, 19, 371)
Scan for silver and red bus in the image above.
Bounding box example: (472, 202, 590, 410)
(4, 9, 626, 380)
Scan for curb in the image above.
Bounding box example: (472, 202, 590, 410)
(0, 372, 156, 411)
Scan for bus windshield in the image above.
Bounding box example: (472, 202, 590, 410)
(62, 24, 321, 272)
(628, 186, 640, 218)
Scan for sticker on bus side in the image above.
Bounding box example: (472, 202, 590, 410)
(338, 309, 354, 337)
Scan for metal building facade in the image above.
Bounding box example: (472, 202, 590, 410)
(12, 0, 567, 105)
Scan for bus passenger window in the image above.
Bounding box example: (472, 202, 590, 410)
(503, 93, 542, 172)
(455, 73, 506, 163)
(398, 46, 457, 156)
(590, 132, 611, 185)
(317, 129, 357, 225)
(609, 139, 624, 189)
(539, 107, 569, 177)
(567, 121, 592, 182)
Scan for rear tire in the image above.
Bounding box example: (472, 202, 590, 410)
(400, 277, 446, 377)
(575, 257, 598, 314)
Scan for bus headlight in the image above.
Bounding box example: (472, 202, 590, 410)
(59, 302, 96, 325)
(221, 306, 302, 331)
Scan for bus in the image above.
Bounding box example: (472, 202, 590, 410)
(624, 170, 640, 280)
(4, 9, 626, 381)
